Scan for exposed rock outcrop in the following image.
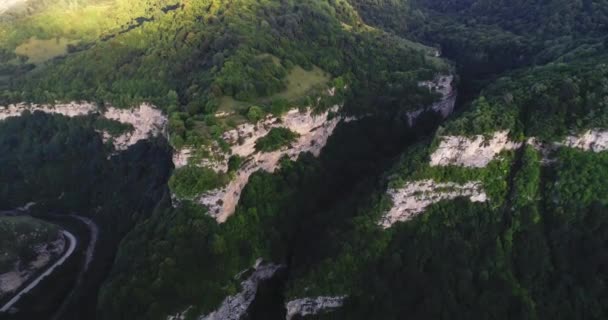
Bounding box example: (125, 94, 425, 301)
(561, 130, 608, 152)
(102, 103, 167, 150)
(172, 148, 193, 169)
(198, 106, 344, 223)
(430, 131, 521, 168)
(285, 296, 346, 320)
(0, 102, 97, 120)
(407, 75, 456, 126)
(384, 129, 608, 228)
(198, 261, 284, 320)
(381, 179, 487, 228)
(167, 306, 193, 320)
(0, 102, 167, 151)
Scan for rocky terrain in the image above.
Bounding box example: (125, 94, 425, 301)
(175, 105, 345, 222)
(384, 128, 608, 228)
(430, 131, 521, 168)
(198, 260, 284, 320)
(100, 103, 167, 150)
(0, 102, 167, 150)
(0, 102, 97, 120)
(561, 130, 608, 152)
(285, 296, 346, 320)
(382, 180, 487, 228)
(407, 75, 456, 125)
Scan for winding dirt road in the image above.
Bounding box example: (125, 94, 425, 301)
(0, 230, 77, 312)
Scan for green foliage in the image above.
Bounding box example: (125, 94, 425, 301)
(512, 146, 541, 210)
(0, 111, 172, 318)
(215, 51, 288, 100)
(246, 106, 265, 123)
(443, 96, 519, 136)
(169, 166, 229, 199)
(6, 1, 608, 320)
(549, 148, 608, 208)
(268, 99, 290, 116)
(0, 216, 60, 273)
(254, 127, 300, 152)
(93, 117, 134, 137)
(99, 155, 325, 319)
(2, 0, 447, 150)
(227, 155, 244, 173)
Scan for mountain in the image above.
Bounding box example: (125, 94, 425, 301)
(0, 0, 607, 319)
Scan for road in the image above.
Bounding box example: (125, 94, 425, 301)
(0, 230, 77, 313)
(48, 214, 100, 320)
(69, 215, 98, 271)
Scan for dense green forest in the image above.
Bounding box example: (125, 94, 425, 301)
(1, 0, 608, 320)
(0, 112, 172, 319)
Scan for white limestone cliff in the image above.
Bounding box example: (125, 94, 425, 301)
(102, 103, 167, 150)
(382, 131, 516, 228)
(430, 131, 521, 168)
(560, 130, 608, 152)
(381, 179, 487, 228)
(0, 102, 97, 120)
(0, 102, 167, 151)
(407, 75, 457, 126)
(198, 261, 283, 320)
(198, 106, 344, 223)
(285, 296, 346, 320)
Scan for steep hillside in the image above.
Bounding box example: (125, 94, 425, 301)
(1, 0, 608, 320)
(280, 52, 608, 320)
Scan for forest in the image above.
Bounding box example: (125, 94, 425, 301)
(1, 0, 608, 320)
(0, 112, 173, 319)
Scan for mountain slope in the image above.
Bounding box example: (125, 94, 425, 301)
(1, 1, 608, 320)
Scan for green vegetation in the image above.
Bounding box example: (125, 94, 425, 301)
(1, 0, 447, 217)
(14, 37, 75, 64)
(3, 0, 608, 320)
(0, 111, 172, 318)
(93, 117, 134, 137)
(2, 0, 446, 149)
(274, 2, 608, 318)
(254, 127, 300, 152)
(271, 65, 330, 101)
(0, 216, 60, 273)
(549, 148, 608, 209)
(99, 156, 325, 319)
(168, 166, 229, 199)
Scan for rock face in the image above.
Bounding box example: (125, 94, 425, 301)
(172, 148, 193, 169)
(167, 306, 193, 320)
(561, 130, 608, 152)
(383, 131, 514, 227)
(383, 129, 608, 228)
(0, 102, 167, 150)
(198, 261, 283, 320)
(0, 102, 97, 120)
(382, 180, 487, 228)
(198, 106, 344, 223)
(102, 103, 167, 150)
(430, 131, 521, 168)
(407, 75, 456, 126)
(285, 296, 346, 320)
